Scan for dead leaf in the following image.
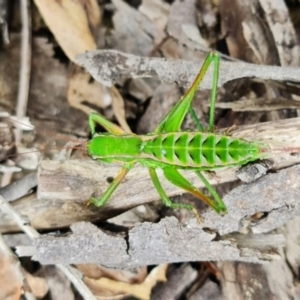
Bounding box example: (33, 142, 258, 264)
(111, 86, 132, 132)
(24, 271, 48, 298)
(67, 67, 131, 132)
(167, 0, 208, 51)
(139, 0, 170, 45)
(67, 67, 112, 113)
(33, 0, 101, 61)
(0, 252, 23, 300)
(35, 0, 132, 132)
(76, 263, 147, 283)
(84, 264, 167, 300)
(108, 0, 155, 56)
(41, 266, 74, 300)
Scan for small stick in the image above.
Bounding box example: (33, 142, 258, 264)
(0, 195, 97, 300)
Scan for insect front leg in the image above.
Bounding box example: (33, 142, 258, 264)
(88, 162, 134, 207)
(154, 51, 219, 133)
(89, 112, 128, 135)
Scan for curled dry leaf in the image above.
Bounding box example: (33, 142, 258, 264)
(0, 252, 23, 300)
(167, 0, 208, 50)
(84, 264, 167, 300)
(259, 0, 300, 67)
(67, 68, 131, 132)
(220, 0, 300, 67)
(110, 86, 132, 132)
(109, 0, 155, 56)
(33, 0, 100, 62)
(67, 68, 112, 113)
(76, 263, 148, 283)
(139, 0, 170, 45)
(34, 0, 132, 132)
(24, 271, 48, 299)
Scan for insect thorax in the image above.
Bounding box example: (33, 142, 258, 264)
(87, 134, 142, 159)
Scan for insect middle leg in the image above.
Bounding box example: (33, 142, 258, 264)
(195, 171, 227, 215)
(148, 167, 201, 220)
(163, 167, 226, 214)
(88, 162, 134, 207)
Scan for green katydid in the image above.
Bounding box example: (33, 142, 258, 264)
(86, 51, 267, 218)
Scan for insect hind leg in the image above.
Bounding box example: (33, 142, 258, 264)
(88, 163, 134, 207)
(148, 167, 201, 220)
(195, 171, 227, 215)
(163, 167, 227, 215)
(188, 106, 204, 132)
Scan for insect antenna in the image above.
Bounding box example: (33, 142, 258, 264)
(3, 144, 88, 160)
(0, 115, 88, 163)
(261, 146, 300, 154)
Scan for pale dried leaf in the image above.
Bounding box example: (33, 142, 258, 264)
(284, 216, 300, 277)
(259, 0, 300, 67)
(127, 78, 154, 104)
(24, 271, 48, 298)
(85, 264, 167, 300)
(139, 0, 170, 44)
(76, 263, 148, 283)
(110, 86, 131, 132)
(15, 146, 40, 170)
(33, 0, 100, 61)
(41, 266, 75, 300)
(67, 68, 111, 113)
(108, 0, 155, 56)
(67, 64, 132, 131)
(0, 252, 23, 300)
(167, 0, 208, 50)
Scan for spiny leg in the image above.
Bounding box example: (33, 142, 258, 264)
(207, 52, 219, 132)
(155, 51, 220, 134)
(148, 167, 201, 221)
(188, 106, 204, 132)
(163, 167, 227, 215)
(88, 163, 134, 207)
(195, 171, 227, 215)
(89, 112, 128, 135)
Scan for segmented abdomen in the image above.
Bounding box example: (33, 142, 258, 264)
(140, 132, 260, 168)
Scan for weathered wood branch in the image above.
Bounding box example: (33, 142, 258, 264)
(75, 50, 300, 88)
(17, 219, 285, 267)
(0, 117, 300, 235)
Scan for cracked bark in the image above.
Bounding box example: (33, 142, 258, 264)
(75, 49, 300, 88)
(17, 218, 285, 267)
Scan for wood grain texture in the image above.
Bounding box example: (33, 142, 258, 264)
(17, 219, 285, 267)
(0, 117, 300, 234)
